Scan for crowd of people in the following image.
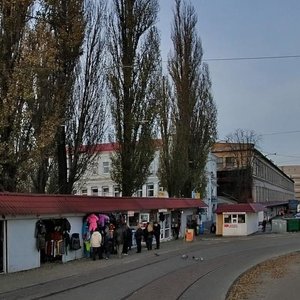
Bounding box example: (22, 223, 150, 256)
(86, 218, 161, 261)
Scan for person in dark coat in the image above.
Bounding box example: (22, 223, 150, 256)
(262, 219, 267, 232)
(114, 224, 125, 258)
(122, 224, 132, 255)
(153, 221, 161, 249)
(127, 225, 133, 250)
(135, 223, 143, 253)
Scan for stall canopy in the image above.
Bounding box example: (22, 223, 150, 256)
(215, 203, 266, 214)
(0, 193, 207, 217)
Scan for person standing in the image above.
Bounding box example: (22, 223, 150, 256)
(135, 223, 143, 253)
(143, 223, 149, 250)
(262, 219, 267, 232)
(103, 225, 113, 259)
(153, 221, 161, 249)
(146, 222, 154, 250)
(90, 229, 102, 261)
(114, 224, 125, 258)
(122, 224, 132, 255)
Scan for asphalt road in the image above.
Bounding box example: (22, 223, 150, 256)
(1, 232, 300, 300)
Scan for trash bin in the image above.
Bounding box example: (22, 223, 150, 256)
(287, 218, 300, 232)
(271, 219, 287, 233)
(185, 229, 194, 242)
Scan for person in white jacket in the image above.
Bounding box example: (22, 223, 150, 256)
(90, 229, 102, 260)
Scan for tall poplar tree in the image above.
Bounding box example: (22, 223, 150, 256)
(0, 0, 34, 192)
(107, 0, 161, 196)
(160, 0, 217, 198)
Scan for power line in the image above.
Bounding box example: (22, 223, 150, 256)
(203, 54, 300, 62)
(260, 130, 300, 136)
(1, 54, 300, 71)
(265, 153, 300, 159)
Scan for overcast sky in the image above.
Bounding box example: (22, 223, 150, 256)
(158, 0, 300, 166)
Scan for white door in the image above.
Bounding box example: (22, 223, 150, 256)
(161, 213, 171, 240)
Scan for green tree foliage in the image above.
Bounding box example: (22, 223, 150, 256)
(0, 0, 107, 194)
(107, 0, 161, 196)
(42, 0, 85, 194)
(159, 0, 217, 198)
(0, 0, 34, 192)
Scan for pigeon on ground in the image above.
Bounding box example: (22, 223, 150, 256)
(192, 256, 204, 261)
(154, 253, 160, 256)
(181, 254, 188, 259)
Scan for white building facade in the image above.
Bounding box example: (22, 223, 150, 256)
(74, 144, 162, 198)
(74, 143, 216, 222)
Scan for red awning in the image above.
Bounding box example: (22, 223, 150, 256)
(215, 203, 266, 214)
(0, 193, 206, 217)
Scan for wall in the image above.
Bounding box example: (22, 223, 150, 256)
(280, 165, 300, 200)
(7, 219, 39, 273)
(223, 219, 247, 236)
(5, 216, 85, 273)
(216, 214, 223, 235)
(246, 213, 259, 235)
(62, 216, 85, 263)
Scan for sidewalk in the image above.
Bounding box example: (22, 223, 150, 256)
(2, 232, 299, 299)
(0, 236, 203, 294)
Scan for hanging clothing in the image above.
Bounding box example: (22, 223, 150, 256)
(87, 214, 99, 232)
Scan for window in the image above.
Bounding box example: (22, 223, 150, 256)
(114, 185, 120, 197)
(140, 213, 149, 224)
(224, 214, 232, 223)
(103, 162, 110, 174)
(102, 186, 109, 196)
(238, 214, 245, 223)
(217, 157, 223, 168)
(232, 214, 238, 223)
(91, 187, 98, 196)
(136, 187, 143, 197)
(147, 183, 154, 197)
(225, 157, 235, 167)
(81, 189, 87, 196)
(224, 214, 245, 224)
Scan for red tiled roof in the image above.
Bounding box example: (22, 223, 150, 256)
(78, 140, 163, 154)
(0, 193, 206, 217)
(215, 203, 266, 214)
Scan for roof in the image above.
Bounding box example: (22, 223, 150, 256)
(0, 193, 206, 217)
(257, 201, 289, 208)
(215, 203, 266, 214)
(79, 140, 163, 154)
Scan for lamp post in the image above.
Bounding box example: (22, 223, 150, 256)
(205, 171, 213, 222)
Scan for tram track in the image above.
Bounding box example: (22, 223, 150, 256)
(1, 233, 300, 300)
(0, 239, 236, 300)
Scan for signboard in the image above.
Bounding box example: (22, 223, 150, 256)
(224, 224, 238, 228)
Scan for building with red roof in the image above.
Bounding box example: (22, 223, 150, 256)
(215, 203, 266, 236)
(0, 192, 206, 273)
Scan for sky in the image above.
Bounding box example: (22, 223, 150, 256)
(158, 0, 300, 166)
